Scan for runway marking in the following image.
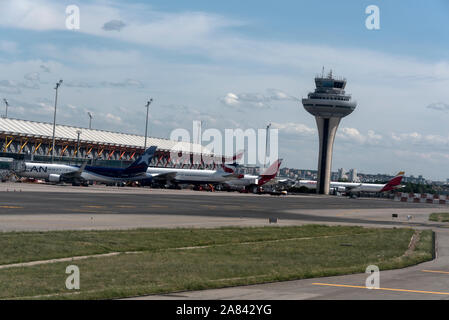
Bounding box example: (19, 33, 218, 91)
(223, 205, 240, 209)
(0, 206, 23, 209)
(422, 270, 449, 275)
(201, 205, 217, 209)
(335, 210, 362, 217)
(335, 213, 347, 217)
(312, 282, 449, 296)
(62, 208, 111, 213)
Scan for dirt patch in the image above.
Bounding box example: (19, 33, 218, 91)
(404, 230, 421, 256)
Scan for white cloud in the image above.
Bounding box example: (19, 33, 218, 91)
(0, 0, 63, 31)
(104, 113, 122, 125)
(221, 93, 240, 106)
(271, 122, 316, 136)
(220, 89, 297, 109)
(24, 72, 40, 81)
(337, 127, 383, 145)
(0, 40, 18, 53)
(40, 64, 51, 73)
(390, 131, 449, 146)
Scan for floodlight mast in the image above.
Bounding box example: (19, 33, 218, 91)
(3, 99, 8, 118)
(264, 123, 271, 170)
(51, 80, 63, 163)
(87, 112, 93, 129)
(144, 98, 153, 150)
(76, 130, 82, 158)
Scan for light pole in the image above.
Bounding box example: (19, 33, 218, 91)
(3, 99, 8, 118)
(87, 112, 93, 129)
(76, 130, 82, 158)
(51, 80, 63, 162)
(264, 123, 271, 170)
(144, 99, 153, 150)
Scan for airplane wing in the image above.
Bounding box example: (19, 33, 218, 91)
(221, 173, 244, 180)
(149, 172, 178, 182)
(343, 184, 362, 191)
(60, 162, 87, 181)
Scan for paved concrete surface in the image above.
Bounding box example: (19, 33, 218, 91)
(1, 182, 447, 231)
(2, 182, 449, 299)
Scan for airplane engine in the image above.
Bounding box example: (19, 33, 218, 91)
(48, 174, 62, 182)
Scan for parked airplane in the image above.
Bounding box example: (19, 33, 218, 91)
(15, 146, 157, 185)
(297, 171, 405, 195)
(146, 150, 244, 187)
(222, 159, 283, 193)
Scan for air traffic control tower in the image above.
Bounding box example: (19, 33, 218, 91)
(302, 70, 357, 194)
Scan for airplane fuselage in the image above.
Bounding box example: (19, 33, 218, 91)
(20, 163, 78, 179)
(223, 174, 258, 188)
(147, 167, 235, 184)
(298, 180, 392, 193)
(19, 162, 149, 183)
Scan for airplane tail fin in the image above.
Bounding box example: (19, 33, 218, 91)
(124, 146, 157, 174)
(257, 159, 283, 186)
(219, 150, 244, 173)
(219, 162, 238, 173)
(231, 149, 244, 162)
(380, 171, 405, 192)
(78, 161, 88, 173)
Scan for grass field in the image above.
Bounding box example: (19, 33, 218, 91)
(429, 212, 449, 222)
(0, 225, 434, 299)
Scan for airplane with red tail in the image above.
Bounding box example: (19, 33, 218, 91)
(298, 171, 405, 195)
(222, 159, 283, 193)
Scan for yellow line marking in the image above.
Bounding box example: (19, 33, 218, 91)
(312, 283, 449, 296)
(151, 205, 168, 208)
(82, 205, 106, 208)
(116, 205, 136, 208)
(0, 206, 23, 209)
(335, 210, 360, 217)
(422, 270, 449, 275)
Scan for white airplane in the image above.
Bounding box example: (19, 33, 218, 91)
(16, 161, 87, 185)
(15, 146, 157, 185)
(297, 171, 405, 194)
(222, 159, 283, 193)
(146, 151, 244, 187)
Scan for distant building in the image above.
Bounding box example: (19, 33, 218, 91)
(337, 168, 347, 181)
(349, 168, 359, 182)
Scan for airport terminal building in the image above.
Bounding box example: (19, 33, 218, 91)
(0, 117, 223, 169)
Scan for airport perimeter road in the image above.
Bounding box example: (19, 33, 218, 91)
(0, 183, 448, 231)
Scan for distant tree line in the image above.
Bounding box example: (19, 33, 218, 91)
(400, 182, 447, 194)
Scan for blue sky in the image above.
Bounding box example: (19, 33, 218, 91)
(1, 0, 449, 180)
